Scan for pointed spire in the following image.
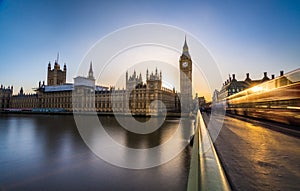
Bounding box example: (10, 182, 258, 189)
(89, 61, 93, 72)
(56, 52, 59, 63)
(54, 52, 60, 69)
(88, 61, 94, 79)
(182, 35, 190, 58)
(146, 68, 149, 80)
(183, 35, 188, 48)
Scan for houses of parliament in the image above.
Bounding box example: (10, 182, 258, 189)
(0, 38, 194, 115)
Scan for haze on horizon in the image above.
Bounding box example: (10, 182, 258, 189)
(0, 0, 299, 101)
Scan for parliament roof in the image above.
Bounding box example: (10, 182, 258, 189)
(41, 84, 108, 93)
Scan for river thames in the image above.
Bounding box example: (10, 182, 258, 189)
(0, 114, 193, 191)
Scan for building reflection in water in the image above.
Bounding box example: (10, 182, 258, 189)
(0, 114, 192, 190)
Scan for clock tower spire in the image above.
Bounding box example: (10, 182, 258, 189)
(182, 35, 190, 58)
(179, 36, 193, 113)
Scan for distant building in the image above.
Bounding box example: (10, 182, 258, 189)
(0, 85, 13, 110)
(10, 87, 38, 109)
(1, 38, 193, 115)
(217, 74, 250, 101)
(4, 58, 180, 115)
(216, 71, 284, 101)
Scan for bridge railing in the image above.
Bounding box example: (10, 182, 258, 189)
(187, 110, 231, 191)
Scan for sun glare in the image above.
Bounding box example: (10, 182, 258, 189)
(251, 86, 263, 93)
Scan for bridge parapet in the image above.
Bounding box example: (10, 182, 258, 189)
(187, 110, 231, 191)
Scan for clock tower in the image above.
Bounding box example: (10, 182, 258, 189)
(179, 36, 192, 113)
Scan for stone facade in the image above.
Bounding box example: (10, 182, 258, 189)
(72, 66, 180, 115)
(0, 85, 13, 110)
(47, 58, 66, 86)
(125, 69, 180, 115)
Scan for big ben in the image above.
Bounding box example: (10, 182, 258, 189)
(179, 37, 192, 113)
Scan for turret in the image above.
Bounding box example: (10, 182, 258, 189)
(20, 87, 24, 96)
(245, 73, 251, 82)
(262, 72, 269, 82)
(64, 63, 67, 71)
(48, 62, 51, 70)
(232, 74, 237, 82)
(280, 70, 284, 76)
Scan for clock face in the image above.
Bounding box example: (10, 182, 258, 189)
(182, 62, 188, 68)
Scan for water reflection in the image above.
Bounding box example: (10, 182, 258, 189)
(0, 114, 192, 191)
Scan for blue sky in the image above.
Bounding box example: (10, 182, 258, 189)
(0, 0, 299, 98)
